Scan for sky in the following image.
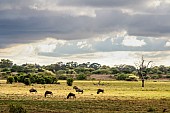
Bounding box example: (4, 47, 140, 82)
(0, 0, 170, 66)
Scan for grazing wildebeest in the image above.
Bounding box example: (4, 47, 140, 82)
(67, 92, 76, 99)
(97, 89, 104, 94)
(75, 88, 83, 94)
(73, 86, 79, 89)
(44, 91, 53, 97)
(29, 88, 37, 93)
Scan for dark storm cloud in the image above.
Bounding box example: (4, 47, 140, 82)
(57, 0, 148, 8)
(0, 8, 95, 42)
(127, 14, 170, 37)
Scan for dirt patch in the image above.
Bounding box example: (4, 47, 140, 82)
(89, 74, 114, 80)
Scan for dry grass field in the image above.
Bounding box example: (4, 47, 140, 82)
(0, 80, 170, 113)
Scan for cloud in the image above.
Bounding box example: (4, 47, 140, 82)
(0, 0, 170, 49)
(77, 41, 92, 49)
(122, 36, 146, 47)
(35, 38, 66, 53)
(1, 0, 170, 66)
(1, 36, 170, 66)
(165, 41, 170, 47)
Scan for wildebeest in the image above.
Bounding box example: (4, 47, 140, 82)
(67, 92, 76, 99)
(75, 88, 83, 94)
(29, 88, 37, 93)
(44, 91, 53, 97)
(97, 89, 104, 94)
(73, 86, 83, 94)
(73, 86, 79, 89)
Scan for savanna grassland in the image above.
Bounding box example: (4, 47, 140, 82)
(0, 80, 170, 113)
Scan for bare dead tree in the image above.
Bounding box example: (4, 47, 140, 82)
(135, 56, 153, 87)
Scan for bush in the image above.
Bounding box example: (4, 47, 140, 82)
(36, 77, 46, 84)
(14, 76, 18, 82)
(157, 70, 163, 74)
(29, 75, 36, 83)
(56, 70, 66, 75)
(151, 75, 159, 79)
(166, 75, 170, 78)
(158, 74, 163, 78)
(76, 74, 87, 80)
(44, 76, 53, 84)
(92, 69, 111, 74)
(110, 67, 119, 74)
(144, 76, 150, 80)
(24, 78, 31, 85)
(91, 78, 96, 80)
(7, 76, 14, 84)
(9, 104, 27, 113)
(67, 78, 74, 86)
(51, 77, 58, 84)
(125, 75, 138, 81)
(147, 107, 155, 112)
(115, 73, 129, 80)
(58, 75, 67, 80)
(18, 75, 26, 83)
(1, 68, 10, 72)
(1, 72, 7, 78)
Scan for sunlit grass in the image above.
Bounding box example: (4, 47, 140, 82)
(0, 80, 170, 112)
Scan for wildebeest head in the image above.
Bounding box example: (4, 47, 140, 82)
(29, 88, 37, 93)
(44, 91, 53, 97)
(75, 88, 83, 94)
(97, 89, 104, 94)
(67, 92, 76, 99)
(73, 86, 79, 89)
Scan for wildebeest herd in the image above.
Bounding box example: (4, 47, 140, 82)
(29, 86, 104, 99)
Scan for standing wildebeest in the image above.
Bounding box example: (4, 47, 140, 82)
(44, 91, 53, 97)
(67, 92, 76, 99)
(29, 88, 37, 93)
(97, 89, 104, 94)
(75, 88, 83, 94)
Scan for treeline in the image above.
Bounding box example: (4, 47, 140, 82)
(0, 59, 170, 84)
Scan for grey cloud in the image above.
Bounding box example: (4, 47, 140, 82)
(127, 14, 170, 37)
(57, 0, 148, 9)
(0, 0, 147, 9)
(0, 8, 95, 44)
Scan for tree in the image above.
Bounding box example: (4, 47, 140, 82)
(7, 76, 14, 84)
(110, 67, 120, 74)
(158, 65, 167, 74)
(0, 59, 13, 68)
(14, 76, 18, 82)
(89, 63, 101, 70)
(135, 56, 153, 87)
(122, 65, 136, 74)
